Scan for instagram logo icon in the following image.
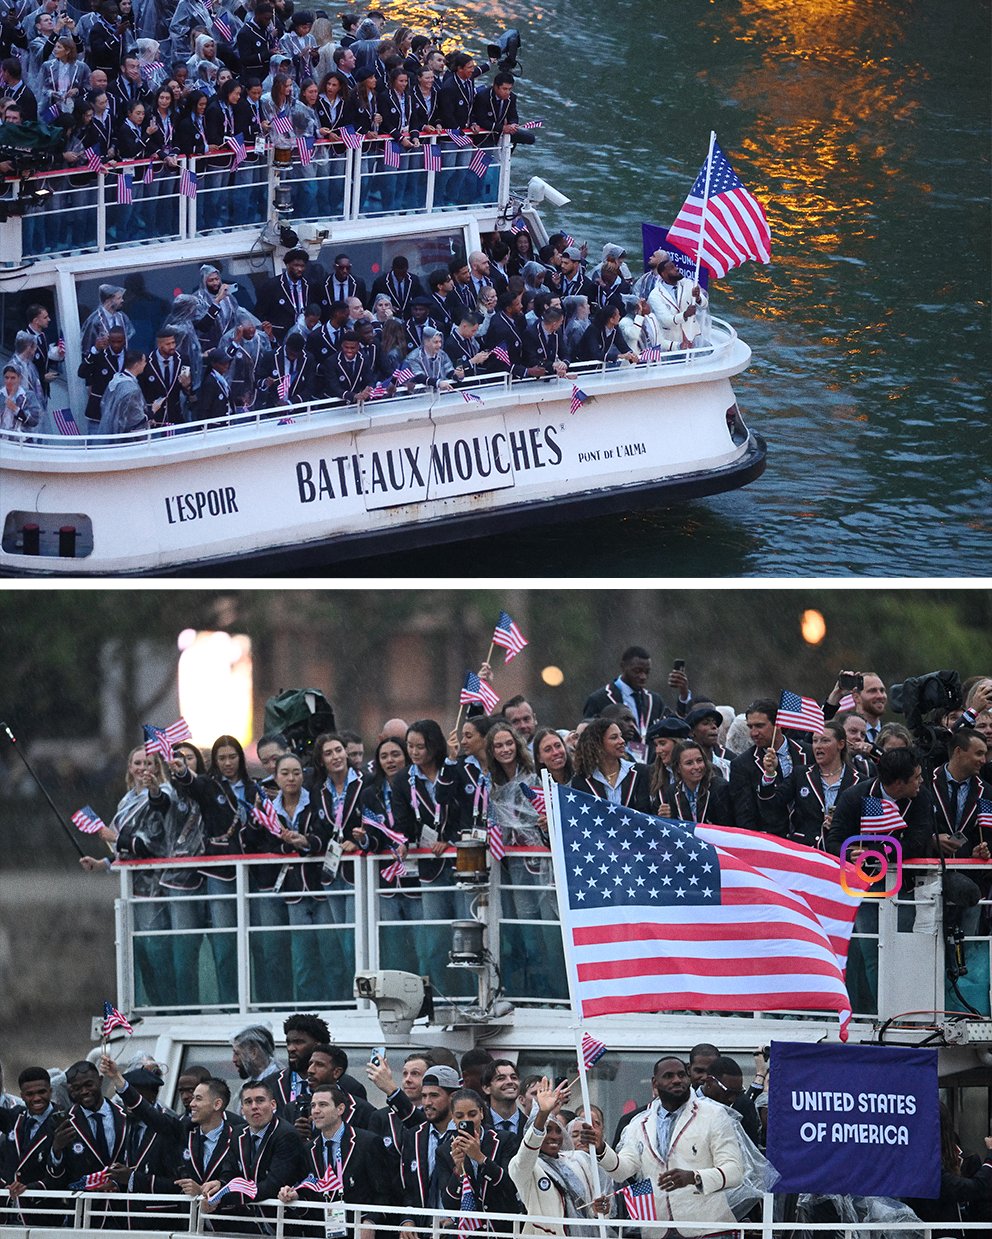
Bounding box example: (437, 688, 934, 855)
(841, 834, 902, 898)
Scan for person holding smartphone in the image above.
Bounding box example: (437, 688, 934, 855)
(444, 1087, 518, 1222)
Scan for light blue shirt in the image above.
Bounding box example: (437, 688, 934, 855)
(202, 1121, 223, 1165)
(942, 765, 969, 830)
(275, 784, 310, 828)
(593, 759, 634, 805)
(655, 1101, 687, 1159)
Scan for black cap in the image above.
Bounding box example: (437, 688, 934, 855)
(646, 717, 691, 743)
(686, 706, 723, 729)
(123, 1068, 164, 1089)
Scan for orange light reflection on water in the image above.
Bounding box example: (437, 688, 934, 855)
(714, 0, 930, 347)
(374, 2, 543, 52)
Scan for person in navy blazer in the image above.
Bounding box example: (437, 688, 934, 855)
(46, 1061, 130, 1194)
(0, 1067, 63, 1226)
(279, 1084, 386, 1234)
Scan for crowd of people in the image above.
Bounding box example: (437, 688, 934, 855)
(1, 1021, 988, 1231)
(2, 234, 706, 436)
(0, 4, 714, 436)
(72, 646, 992, 1019)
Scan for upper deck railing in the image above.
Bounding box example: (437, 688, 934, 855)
(0, 320, 742, 456)
(114, 851, 992, 1028)
(2, 133, 513, 266)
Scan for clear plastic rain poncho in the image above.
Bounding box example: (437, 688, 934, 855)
(162, 294, 204, 389)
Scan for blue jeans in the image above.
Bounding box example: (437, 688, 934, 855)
(249, 874, 292, 1004)
(133, 892, 177, 1008)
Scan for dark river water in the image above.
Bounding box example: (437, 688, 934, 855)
(322, 0, 992, 578)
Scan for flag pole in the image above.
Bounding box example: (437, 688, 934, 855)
(542, 771, 608, 1239)
(0, 721, 86, 858)
(692, 130, 717, 289)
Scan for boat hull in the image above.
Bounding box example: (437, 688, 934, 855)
(1, 341, 763, 576)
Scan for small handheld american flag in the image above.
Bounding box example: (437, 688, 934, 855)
(580, 1031, 607, 1068)
(72, 805, 107, 835)
(117, 173, 133, 205)
(519, 784, 546, 818)
(460, 390, 483, 403)
(296, 1163, 343, 1193)
(777, 690, 825, 735)
(213, 13, 232, 40)
(977, 798, 992, 831)
(383, 140, 403, 169)
(392, 366, 415, 384)
(297, 134, 314, 166)
(271, 113, 294, 136)
(860, 795, 906, 834)
(179, 167, 198, 198)
(457, 1174, 481, 1235)
(142, 161, 155, 185)
(70, 1169, 112, 1191)
(254, 798, 283, 838)
(468, 148, 491, 178)
(520, 120, 543, 129)
(423, 143, 442, 171)
(490, 344, 511, 366)
(460, 671, 500, 714)
(208, 1177, 257, 1203)
(226, 134, 247, 168)
(569, 384, 589, 414)
(85, 146, 104, 172)
(277, 373, 292, 402)
(339, 125, 364, 149)
(639, 345, 663, 363)
(445, 129, 474, 148)
(53, 408, 81, 435)
(102, 1001, 133, 1036)
(491, 609, 527, 661)
(164, 717, 192, 748)
(621, 1178, 657, 1220)
(382, 857, 408, 883)
(143, 723, 170, 760)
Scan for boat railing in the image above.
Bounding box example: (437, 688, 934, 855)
(113, 852, 991, 1026)
(1, 134, 513, 265)
(0, 319, 741, 454)
(4, 1192, 985, 1236)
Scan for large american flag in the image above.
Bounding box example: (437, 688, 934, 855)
(102, 1000, 133, 1035)
(72, 805, 107, 835)
(860, 795, 907, 834)
(668, 138, 771, 279)
(547, 784, 857, 1038)
(621, 1178, 657, 1222)
(459, 670, 500, 714)
(777, 690, 825, 735)
(492, 609, 528, 660)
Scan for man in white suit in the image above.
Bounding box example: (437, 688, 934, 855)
(648, 255, 709, 352)
(579, 1056, 743, 1237)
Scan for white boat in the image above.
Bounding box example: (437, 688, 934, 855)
(0, 138, 765, 575)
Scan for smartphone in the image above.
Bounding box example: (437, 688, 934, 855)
(458, 1119, 474, 1134)
(369, 1045, 385, 1067)
(554, 1075, 568, 1089)
(672, 659, 686, 672)
(838, 672, 863, 691)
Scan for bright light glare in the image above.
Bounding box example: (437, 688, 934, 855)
(177, 627, 197, 651)
(178, 631, 253, 746)
(541, 665, 564, 687)
(801, 609, 827, 645)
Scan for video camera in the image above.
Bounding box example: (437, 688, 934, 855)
(487, 29, 521, 73)
(889, 669, 962, 761)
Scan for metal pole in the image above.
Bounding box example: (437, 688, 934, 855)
(0, 721, 86, 857)
(692, 130, 717, 290)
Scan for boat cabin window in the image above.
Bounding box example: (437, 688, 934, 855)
(515, 1048, 660, 1143)
(316, 230, 467, 293)
(0, 285, 57, 358)
(75, 259, 273, 349)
